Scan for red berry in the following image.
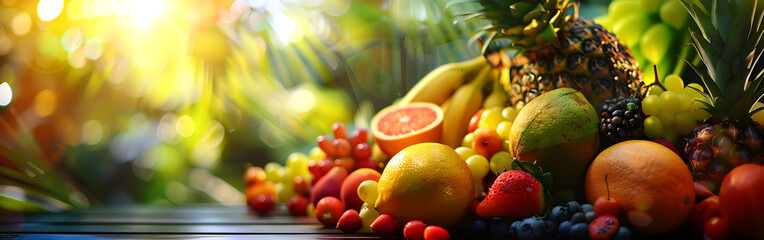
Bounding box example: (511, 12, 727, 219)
(356, 157, 380, 171)
(593, 196, 620, 217)
(703, 216, 729, 240)
(317, 135, 337, 157)
(318, 158, 336, 175)
(333, 138, 352, 157)
(351, 128, 368, 147)
(288, 195, 309, 216)
(403, 220, 427, 240)
(353, 142, 371, 159)
(315, 197, 345, 227)
(333, 122, 349, 140)
(334, 157, 355, 172)
(336, 209, 363, 233)
(472, 128, 502, 158)
(371, 214, 398, 238)
(251, 194, 276, 215)
(293, 175, 310, 196)
(588, 215, 619, 240)
(423, 225, 450, 240)
(309, 159, 324, 180)
(468, 109, 484, 133)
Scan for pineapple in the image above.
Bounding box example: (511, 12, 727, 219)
(679, 0, 764, 193)
(454, 0, 643, 106)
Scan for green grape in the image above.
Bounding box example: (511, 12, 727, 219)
(357, 180, 379, 205)
(674, 111, 697, 135)
(683, 85, 705, 101)
(660, 91, 681, 113)
(609, 0, 643, 19)
(462, 132, 475, 148)
(309, 146, 326, 161)
(614, 13, 654, 46)
(479, 109, 504, 130)
(678, 93, 692, 112)
(474, 180, 484, 194)
(660, 0, 689, 30)
(359, 203, 380, 233)
(752, 102, 764, 125)
(638, 0, 665, 12)
(657, 110, 675, 126)
(496, 121, 513, 139)
(466, 155, 490, 180)
(515, 101, 525, 112)
(640, 23, 676, 64)
(642, 95, 662, 116)
(286, 152, 309, 168)
(662, 125, 678, 144)
(647, 85, 664, 96)
(644, 116, 664, 139)
(663, 74, 685, 93)
(265, 162, 284, 182)
(275, 182, 295, 204)
(690, 99, 712, 120)
(455, 147, 477, 160)
(501, 106, 518, 122)
(489, 151, 512, 176)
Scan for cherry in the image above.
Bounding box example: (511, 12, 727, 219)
(288, 195, 309, 216)
(703, 216, 729, 240)
(423, 225, 450, 240)
(317, 135, 336, 157)
(351, 128, 369, 147)
(332, 122, 349, 140)
(353, 142, 371, 159)
(403, 220, 428, 240)
(333, 138, 352, 157)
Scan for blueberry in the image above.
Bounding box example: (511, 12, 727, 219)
(517, 218, 545, 240)
(571, 212, 586, 224)
(551, 205, 571, 222)
(569, 223, 589, 240)
(613, 109, 624, 117)
(557, 221, 572, 237)
(543, 220, 557, 239)
(488, 217, 508, 237)
(566, 201, 583, 213)
(509, 220, 521, 237)
(582, 204, 594, 212)
(585, 211, 597, 223)
(471, 219, 488, 236)
(614, 226, 633, 240)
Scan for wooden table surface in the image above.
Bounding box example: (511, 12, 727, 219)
(0, 205, 380, 239)
(0, 205, 697, 239)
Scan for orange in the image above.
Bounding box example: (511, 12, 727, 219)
(585, 140, 695, 235)
(371, 102, 443, 157)
(375, 143, 474, 227)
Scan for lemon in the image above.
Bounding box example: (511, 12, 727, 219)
(375, 143, 474, 227)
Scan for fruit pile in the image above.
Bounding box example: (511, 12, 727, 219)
(242, 0, 764, 239)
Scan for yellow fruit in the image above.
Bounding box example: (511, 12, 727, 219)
(496, 121, 513, 139)
(375, 143, 474, 227)
(752, 102, 764, 125)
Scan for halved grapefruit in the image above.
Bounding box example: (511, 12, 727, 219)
(370, 102, 443, 157)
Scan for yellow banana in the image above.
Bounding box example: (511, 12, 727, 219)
(482, 68, 509, 110)
(440, 94, 454, 113)
(441, 65, 493, 148)
(398, 56, 487, 106)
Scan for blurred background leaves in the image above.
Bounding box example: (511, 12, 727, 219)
(0, 0, 491, 211)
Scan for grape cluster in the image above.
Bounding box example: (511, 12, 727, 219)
(641, 75, 709, 143)
(460, 106, 519, 193)
(472, 201, 633, 240)
(597, 0, 692, 84)
(598, 97, 644, 146)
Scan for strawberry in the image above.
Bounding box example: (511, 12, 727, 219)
(336, 209, 363, 233)
(476, 160, 551, 219)
(371, 214, 398, 238)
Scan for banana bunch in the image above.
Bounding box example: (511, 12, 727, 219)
(398, 56, 507, 148)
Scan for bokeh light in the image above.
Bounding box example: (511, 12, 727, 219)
(0, 82, 11, 106)
(38, 0, 64, 21)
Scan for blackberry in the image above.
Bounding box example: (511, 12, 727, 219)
(598, 97, 644, 146)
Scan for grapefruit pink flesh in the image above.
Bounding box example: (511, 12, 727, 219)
(371, 103, 443, 157)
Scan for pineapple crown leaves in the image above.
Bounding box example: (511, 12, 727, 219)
(447, 0, 575, 54)
(679, 0, 764, 119)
